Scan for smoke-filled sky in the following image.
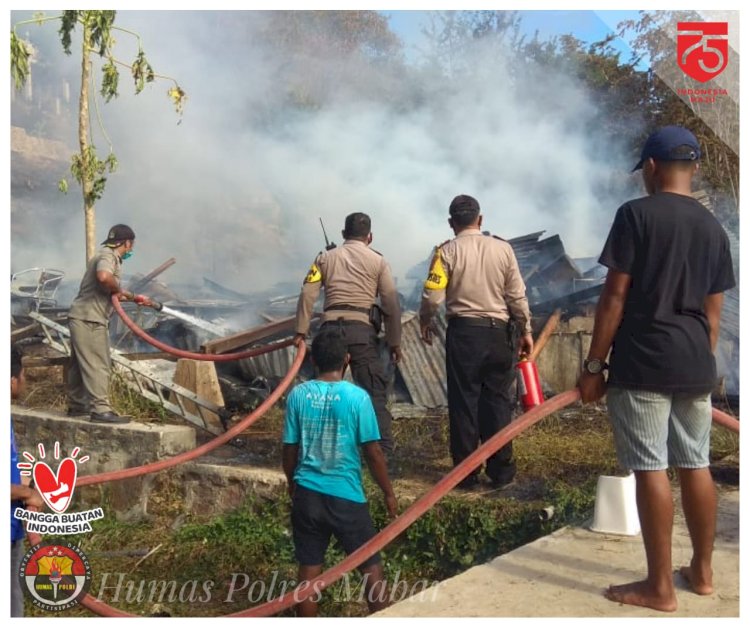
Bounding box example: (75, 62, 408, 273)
(10, 9, 644, 296)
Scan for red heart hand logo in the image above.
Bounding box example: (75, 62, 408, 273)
(32, 458, 77, 514)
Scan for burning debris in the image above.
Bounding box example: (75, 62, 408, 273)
(12, 214, 739, 427)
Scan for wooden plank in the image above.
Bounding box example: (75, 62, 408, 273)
(11, 322, 41, 342)
(201, 313, 320, 354)
(121, 352, 178, 362)
(170, 359, 225, 432)
(529, 308, 562, 362)
(128, 258, 176, 293)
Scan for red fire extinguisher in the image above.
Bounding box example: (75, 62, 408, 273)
(517, 357, 543, 410)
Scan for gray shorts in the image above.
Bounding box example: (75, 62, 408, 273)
(607, 387, 712, 471)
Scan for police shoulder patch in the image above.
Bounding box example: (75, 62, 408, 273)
(424, 247, 449, 291)
(304, 263, 322, 284)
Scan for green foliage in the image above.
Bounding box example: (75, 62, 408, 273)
(10, 30, 30, 89)
(110, 373, 169, 421)
(175, 493, 297, 572)
(371, 495, 535, 580)
(58, 10, 79, 54)
(131, 49, 155, 94)
(541, 478, 598, 530)
(86, 10, 116, 56)
(70, 146, 118, 205)
(101, 59, 119, 101)
(58, 178, 69, 194)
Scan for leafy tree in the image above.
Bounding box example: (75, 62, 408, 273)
(419, 10, 523, 79)
(198, 10, 403, 118)
(11, 10, 187, 261)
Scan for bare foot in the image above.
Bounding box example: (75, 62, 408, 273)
(604, 580, 677, 612)
(679, 565, 714, 595)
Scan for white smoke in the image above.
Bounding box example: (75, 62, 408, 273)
(11, 10, 639, 298)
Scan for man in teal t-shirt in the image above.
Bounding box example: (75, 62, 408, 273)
(283, 328, 397, 617)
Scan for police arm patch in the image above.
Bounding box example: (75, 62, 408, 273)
(304, 263, 322, 284)
(424, 250, 448, 290)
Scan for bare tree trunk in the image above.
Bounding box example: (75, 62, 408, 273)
(79, 18, 95, 262)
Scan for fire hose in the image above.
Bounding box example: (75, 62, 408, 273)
(111, 295, 295, 361)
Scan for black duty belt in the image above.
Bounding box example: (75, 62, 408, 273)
(448, 316, 507, 329)
(324, 304, 370, 314)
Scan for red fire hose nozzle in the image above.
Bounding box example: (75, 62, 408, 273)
(133, 294, 163, 311)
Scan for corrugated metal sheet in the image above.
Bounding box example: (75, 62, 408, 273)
(237, 341, 298, 380)
(233, 313, 450, 409)
(397, 311, 448, 408)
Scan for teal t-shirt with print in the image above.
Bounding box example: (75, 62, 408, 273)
(283, 380, 380, 503)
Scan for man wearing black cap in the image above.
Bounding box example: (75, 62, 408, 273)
(579, 126, 735, 611)
(67, 224, 141, 424)
(419, 195, 534, 490)
(294, 212, 402, 461)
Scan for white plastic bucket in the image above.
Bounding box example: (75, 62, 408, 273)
(590, 473, 641, 536)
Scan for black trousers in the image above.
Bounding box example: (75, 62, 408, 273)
(320, 321, 394, 456)
(446, 320, 516, 483)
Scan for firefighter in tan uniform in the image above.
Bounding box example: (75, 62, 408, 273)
(420, 195, 534, 489)
(66, 224, 151, 424)
(294, 213, 402, 459)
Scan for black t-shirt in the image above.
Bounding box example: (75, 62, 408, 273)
(599, 192, 735, 394)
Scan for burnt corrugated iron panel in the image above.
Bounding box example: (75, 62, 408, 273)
(398, 311, 448, 408)
(237, 341, 298, 380)
(507, 231, 546, 250)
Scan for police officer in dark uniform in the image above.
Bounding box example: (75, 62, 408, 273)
(294, 212, 402, 459)
(420, 195, 533, 489)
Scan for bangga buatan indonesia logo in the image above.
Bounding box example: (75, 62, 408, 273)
(677, 22, 728, 83)
(14, 442, 104, 535)
(19, 540, 92, 612)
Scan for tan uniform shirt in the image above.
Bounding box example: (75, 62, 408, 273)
(68, 247, 121, 324)
(295, 239, 402, 348)
(419, 229, 532, 334)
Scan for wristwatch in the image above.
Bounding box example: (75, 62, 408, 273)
(583, 358, 608, 375)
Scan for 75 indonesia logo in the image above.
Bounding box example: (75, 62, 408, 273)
(677, 22, 728, 83)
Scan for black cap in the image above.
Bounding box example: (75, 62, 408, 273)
(632, 126, 701, 172)
(101, 224, 135, 245)
(449, 194, 480, 217)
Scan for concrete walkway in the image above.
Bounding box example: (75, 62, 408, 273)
(377, 486, 739, 617)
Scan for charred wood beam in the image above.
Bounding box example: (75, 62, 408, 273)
(202, 313, 321, 355)
(128, 258, 177, 293)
